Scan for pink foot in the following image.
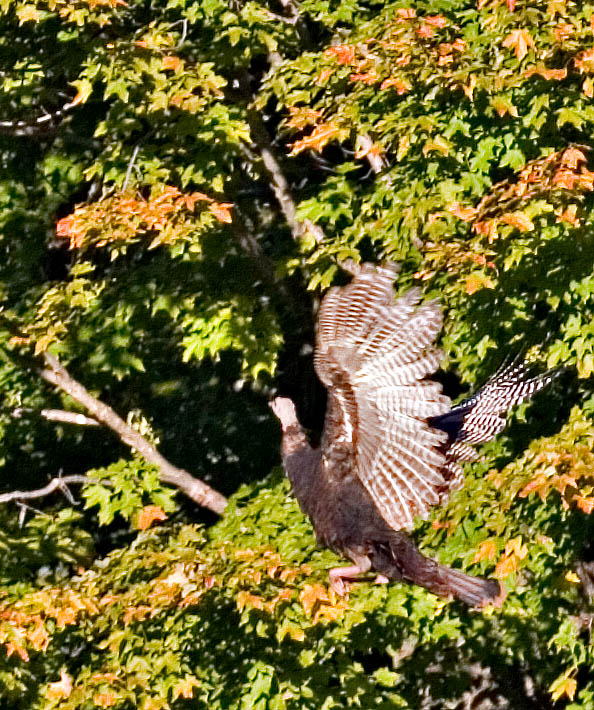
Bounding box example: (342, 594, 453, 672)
(374, 574, 389, 585)
(328, 565, 366, 596)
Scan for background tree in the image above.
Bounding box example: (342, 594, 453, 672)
(0, 0, 594, 707)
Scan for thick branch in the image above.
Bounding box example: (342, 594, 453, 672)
(0, 474, 103, 504)
(38, 353, 227, 515)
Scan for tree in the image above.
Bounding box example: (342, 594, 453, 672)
(0, 0, 594, 707)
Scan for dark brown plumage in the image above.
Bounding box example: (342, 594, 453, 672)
(272, 263, 553, 606)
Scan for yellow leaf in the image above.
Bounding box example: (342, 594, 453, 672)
(17, 5, 40, 24)
(502, 29, 534, 61)
(565, 571, 581, 583)
(550, 672, 577, 702)
(473, 540, 497, 564)
(465, 272, 494, 295)
(46, 670, 73, 700)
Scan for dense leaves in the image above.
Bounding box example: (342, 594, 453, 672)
(0, 0, 594, 707)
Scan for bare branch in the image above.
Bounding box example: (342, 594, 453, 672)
(0, 474, 105, 504)
(247, 110, 326, 244)
(0, 99, 78, 137)
(38, 353, 227, 515)
(12, 407, 100, 426)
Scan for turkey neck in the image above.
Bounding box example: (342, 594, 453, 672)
(280, 422, 324, 521)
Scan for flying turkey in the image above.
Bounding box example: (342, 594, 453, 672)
(271, 262, 554, 607)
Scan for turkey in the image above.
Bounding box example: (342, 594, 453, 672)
(271, 262, 555, 607)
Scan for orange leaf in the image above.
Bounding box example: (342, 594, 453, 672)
(380, 77, 409, 93)
(299, 584, 328, 616)
(94, 694, 117, 708)
(501, 212, 534, 231)
(495, 555, 517, 578)
(46, 670, 73, 700)
(136, 505, 167, 530)
(209, 202, 233, 223)
(473, 540, 497, 564)
(425, 15, 447, 27)
(575, 496, 594, 514)
(507, 0, 516, 10)
(349, 72, 378, 84)
(416, 23, 435, 38)
(161, 55, 182, 71)
(289, 122, 347, 155)
(465, 273, 494, 295)
(316, 68, 334, 84)
(324, 45, 355, 65)
(561, 147, 587, 169)
(5, 642, 29, 662)
(554, 23, 573, 42)
(583, 77, 594, 98)
(557, 204, 579, 226)
(502, 29, 534, 61)
(447, 202, 477, 221)
(396, 8, 416, 18)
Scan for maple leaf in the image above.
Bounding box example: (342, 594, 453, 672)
(502, 30, 534, 61)
(161, 55, 182, 71)
(447, 202, 477, 221)
(562, 147, 587, 169)
(501, 212, 534, 231)
(94, 693, 117, 708)
(46, 670, 73, 700)
(136, 505, 168, 530)
(425, 15, 447, 27)
(17, 5, 40, 24)
(554, 23, 573, 42)
(350, 72, 378, 84)
(209, 202, 233, 223)
(380, 77, 410, 93)
(416, 23, 435, 38)
(473, 540, 497, 563)
(550, 672, 577, 702)
(289, 122, 348, 155)
(575, 495, 594, 514)
(465, 273, 494, 295)
(324, 45, 356, 65)
(583, 77, 594, 98)
(316, 68, 334, 84)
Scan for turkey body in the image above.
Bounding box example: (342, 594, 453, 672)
(272, 263, 553, 607)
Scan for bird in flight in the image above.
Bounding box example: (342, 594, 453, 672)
(271, 262, 554, 606)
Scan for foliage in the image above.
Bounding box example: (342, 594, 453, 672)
(0, 0, 593, 707)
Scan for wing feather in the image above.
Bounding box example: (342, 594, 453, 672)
(315, 263, 452, 531)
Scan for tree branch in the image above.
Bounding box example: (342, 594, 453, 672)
(13, 407, 101, 426)
(0, 474, 105, 504)
(247, 110, 326, 244)
(38, 353, 227, 515)
(0, 99, 78, 137)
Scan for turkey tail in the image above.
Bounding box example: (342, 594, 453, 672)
(430, 360, 558, 448)
(373, 532, 504, 607)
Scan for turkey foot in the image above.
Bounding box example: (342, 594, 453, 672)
(329, 565, 367, 596)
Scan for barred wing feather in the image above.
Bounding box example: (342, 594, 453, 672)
(315, 264, 452, 531)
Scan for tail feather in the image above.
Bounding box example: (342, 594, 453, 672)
(372, 532, 504, 607)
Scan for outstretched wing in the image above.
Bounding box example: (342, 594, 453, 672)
(315, 263, 452, 531)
